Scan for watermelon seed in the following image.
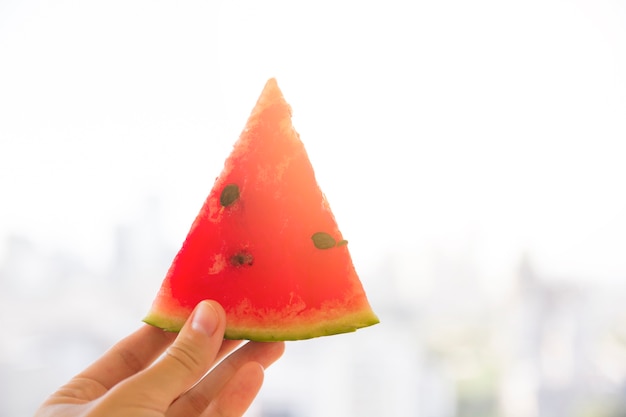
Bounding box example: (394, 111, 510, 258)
(220, 184, 240, 207)
(312, 232, 336, 249)
(337, 239, 348, 247)
(231, 251, 254, 267)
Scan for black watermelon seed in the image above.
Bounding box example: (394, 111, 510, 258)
(231, 251, 254, 267)
(312, 232, 336, 250)
(220, 184, 240, 207)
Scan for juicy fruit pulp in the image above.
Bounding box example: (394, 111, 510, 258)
(144, 78, 379, 341)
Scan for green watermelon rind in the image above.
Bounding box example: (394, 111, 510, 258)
(143, 308, 380, 342)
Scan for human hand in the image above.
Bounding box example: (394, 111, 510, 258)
(35, 300, 285, 417)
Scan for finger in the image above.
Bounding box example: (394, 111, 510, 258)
(76, 324, 176, 392)
(213, 339, 243, 364)
(204, 361, 265, 417)
(167, 341, 285, 416)
(111, 300, 226, 411)
(201, 341, 285, 396)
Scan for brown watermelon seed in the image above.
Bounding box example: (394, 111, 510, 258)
(337, 239, 348, 247)
(231, 251, 254, 267)
(312, 232, 336, 249)
(220, 184, 240, 207)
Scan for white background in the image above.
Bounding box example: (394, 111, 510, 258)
(2, 0, 626, 288)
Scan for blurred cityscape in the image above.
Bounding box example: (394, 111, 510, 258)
(2, 196, 626, 417)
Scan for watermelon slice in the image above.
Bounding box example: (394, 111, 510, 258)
(144, 78, 379, 341)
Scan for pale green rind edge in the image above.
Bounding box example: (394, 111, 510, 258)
(142, 310, 380, 342)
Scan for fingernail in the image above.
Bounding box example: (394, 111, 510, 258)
(191, 301, 219, 336)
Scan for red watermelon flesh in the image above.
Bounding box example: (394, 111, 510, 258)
(144, 78, 379, 341)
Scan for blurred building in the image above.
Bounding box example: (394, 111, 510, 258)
(499, 256, 626, 417)
(2, 198, 626, 416)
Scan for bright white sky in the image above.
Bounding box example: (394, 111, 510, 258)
(1, 0, 626, 292)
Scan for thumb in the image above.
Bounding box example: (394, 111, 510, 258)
(112, 300, 226, 410)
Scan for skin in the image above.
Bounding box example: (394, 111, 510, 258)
(35, 300, 285, 417)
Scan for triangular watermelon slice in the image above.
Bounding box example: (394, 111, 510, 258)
(144, 78, 379, 341)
